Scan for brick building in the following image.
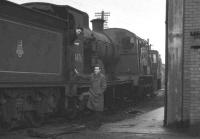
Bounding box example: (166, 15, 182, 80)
(166, 0, 200, 128)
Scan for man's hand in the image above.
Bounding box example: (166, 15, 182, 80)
(74, 68, 79, 75)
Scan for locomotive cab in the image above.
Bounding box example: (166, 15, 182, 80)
(149, 50, 162, 90)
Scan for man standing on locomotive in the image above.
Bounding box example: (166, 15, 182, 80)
(74, 64, 107, 125)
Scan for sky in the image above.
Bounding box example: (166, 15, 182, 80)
(9, 0, 166, 63)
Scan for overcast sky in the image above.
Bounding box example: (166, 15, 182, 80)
(9, 0, 166, 63)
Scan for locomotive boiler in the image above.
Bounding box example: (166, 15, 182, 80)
(0, 0, 161, 129)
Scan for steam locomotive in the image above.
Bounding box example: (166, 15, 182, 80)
(0, 1, 162, 128)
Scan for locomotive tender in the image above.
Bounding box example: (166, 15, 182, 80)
(0, 0, 161, 128)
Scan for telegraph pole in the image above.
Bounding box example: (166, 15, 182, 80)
(95, 11, 110, 29)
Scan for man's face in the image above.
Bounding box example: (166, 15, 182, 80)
(94, 66, 101, 74)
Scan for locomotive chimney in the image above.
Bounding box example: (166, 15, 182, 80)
(91, 18, 105, 32)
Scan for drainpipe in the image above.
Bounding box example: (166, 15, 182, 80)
(181, 0, 185, 127)
(164, 0, 168, 126)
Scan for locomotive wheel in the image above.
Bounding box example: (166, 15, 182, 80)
(137, 86, 145, 99)
(0, 120, 17, 131)
(24, 111, 43, 128)
(146, 86, 155, 97)
(0, 110, 18, 130)
(67, 108, 78, 120)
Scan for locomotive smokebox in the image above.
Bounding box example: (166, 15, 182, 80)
(91, 19, 105, 32)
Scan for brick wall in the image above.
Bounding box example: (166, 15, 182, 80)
(184, 0, 200, 124)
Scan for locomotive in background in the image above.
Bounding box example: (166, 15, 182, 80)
(0, 1, 162, 128)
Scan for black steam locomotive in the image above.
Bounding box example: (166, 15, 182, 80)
(0, 1, 162, 128)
